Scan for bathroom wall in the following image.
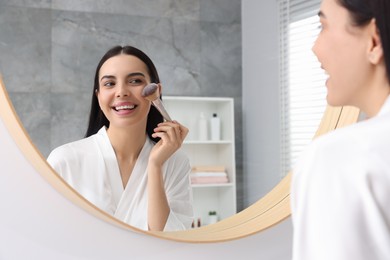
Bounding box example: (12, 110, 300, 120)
(0, 0, 243, 209)
(242, 0, 283, 207)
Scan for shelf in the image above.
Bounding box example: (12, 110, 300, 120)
(163, 96, 233, 102)
(191, 183, 234, 188)
(163, 96, 236, 222)
(184, 140, 232, 145)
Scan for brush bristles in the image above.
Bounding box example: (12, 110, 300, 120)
(142, 83, 158, 98)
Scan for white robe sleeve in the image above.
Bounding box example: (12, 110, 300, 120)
(47, 133, 119, 215)
(162, 150, 194, 231)
(291, 130, 390, 260)
(47, 145, 77, 180)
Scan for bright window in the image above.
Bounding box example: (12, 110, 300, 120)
(279, 0, 327, 177)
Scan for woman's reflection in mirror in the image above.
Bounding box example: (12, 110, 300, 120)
(47, 45, 193, 231)
(291, 0, 390, 259)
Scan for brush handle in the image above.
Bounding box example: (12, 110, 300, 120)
(152, 98, 172, 122)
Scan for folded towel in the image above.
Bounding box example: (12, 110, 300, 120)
(190, 176, 229, 184)
(191, 165, 226, 172)
(190, 171, 227, 177)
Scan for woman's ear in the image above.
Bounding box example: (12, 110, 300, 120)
(368, 19, 383, 65)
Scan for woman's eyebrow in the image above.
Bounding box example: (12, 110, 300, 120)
(100, 75, 115, 81)
(100, 72, 145, 82)
(127, 72, 146, 78)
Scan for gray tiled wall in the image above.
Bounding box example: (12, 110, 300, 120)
(0, 0, 243, 210)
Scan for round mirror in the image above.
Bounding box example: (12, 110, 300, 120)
(0, 74, 360, 242)
(0, 0, 360, 241)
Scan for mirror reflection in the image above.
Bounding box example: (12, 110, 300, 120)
(47, 46, 193, 231)
(0, 0, 326, 230)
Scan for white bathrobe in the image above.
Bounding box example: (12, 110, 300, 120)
(47, 127, 193, 231)
(291, 96, 390, 260)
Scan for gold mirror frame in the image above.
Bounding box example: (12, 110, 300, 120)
(0, 75, 360, 242)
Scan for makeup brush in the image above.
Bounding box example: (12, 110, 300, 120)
(142, 83, 172, 122)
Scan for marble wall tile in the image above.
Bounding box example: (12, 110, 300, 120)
(153, 17, 201, 95)
(51, 11, 201, 94)
(50, 92, 91, 151)
(158, 64, 201, 96)
(200, 0, 241, 23)
(51, 11, 103, 94)
(8, 92, 51, 157)
(51, 0, 199, 20)
(200, 21, 241, 97)
(0, 5, 51, 92)
(0, 0, 51, 9)
(159, 18, 201, 70)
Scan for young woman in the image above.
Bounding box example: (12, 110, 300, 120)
(291, 0, 390, 259)
(48, 46, 193, 232)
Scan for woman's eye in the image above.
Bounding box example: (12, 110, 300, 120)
(103, 81, 115, 87)
(317, 22, 326, 32)
(129, 78, 143, 85)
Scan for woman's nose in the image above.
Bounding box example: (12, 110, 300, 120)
(116, 83, 130, 97)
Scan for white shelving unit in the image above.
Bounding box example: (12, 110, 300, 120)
(163, 96, 237, 226)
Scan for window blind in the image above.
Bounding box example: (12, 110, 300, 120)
(279, 0, 327, 177)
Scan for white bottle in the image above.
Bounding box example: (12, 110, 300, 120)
(198, 112, 208, 141)
(210, 113, 221, 141)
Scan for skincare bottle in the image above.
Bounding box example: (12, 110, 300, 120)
(210, 113, 221, 141)
(198, 112, 208, 141)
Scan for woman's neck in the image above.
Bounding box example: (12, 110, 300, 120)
(360, 76, 390, 118)
(106, 125, 147, 161)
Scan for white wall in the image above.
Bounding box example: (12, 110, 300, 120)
(242, 0, 282, 207)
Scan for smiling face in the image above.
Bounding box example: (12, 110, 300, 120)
(312, 0, 374, 108)
(96, 54, 152, 130)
